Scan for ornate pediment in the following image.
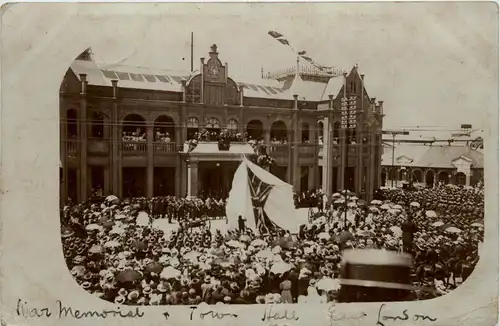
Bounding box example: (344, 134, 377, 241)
(396, 155, 414, 165)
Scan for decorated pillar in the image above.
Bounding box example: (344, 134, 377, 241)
(146, 125, 154, 198)
(78, 74, 88, 202)
(188, 159, 199, 197)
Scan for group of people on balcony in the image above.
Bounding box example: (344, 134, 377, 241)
(154, 130, 173, 143)
(122, 128, 146, 142)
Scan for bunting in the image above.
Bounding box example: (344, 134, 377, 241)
(267, 30, 345, 77)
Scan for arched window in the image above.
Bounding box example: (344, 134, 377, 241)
(66, 109, 77, 138)
(270, 121, 288, 143)
(205, 117, 221, 134)
(246, 120, 264, 140)
(122, 114, 147, 141)
(154, 115, 175, 142)
(227, 119, 238, 134)
(301, 122, 310, 143)
(187, 117, 199, 139)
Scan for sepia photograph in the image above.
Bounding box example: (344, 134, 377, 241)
(1, 3, 497, 325)
(56, 3, 492, 307)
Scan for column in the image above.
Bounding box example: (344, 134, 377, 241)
(111, 80, 120, 196)
(292, 95, 300, 190)
(308, 166, 315, 190)
(338, 129, 346, 191)
(180, 159, 187, 196)
(322, 116, 332, 197)
(287, 129, 293, 184)
(78, 74, 88, 202)
(175, 156, 182, 197)
(366, 131, 375, 200)
(188, 159, 199, 197)
(146, 125, 154, 198)
(465, 173, 471, 186)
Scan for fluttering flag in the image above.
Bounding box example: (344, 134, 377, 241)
(268, 30, 284, 38)
(297, 50, 307, 56)
(277, 38, 290, 46)
(301, 55, 313, 63)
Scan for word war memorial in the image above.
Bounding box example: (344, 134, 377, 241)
(58, 45, 484, 307)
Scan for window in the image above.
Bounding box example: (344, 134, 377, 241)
(155, 75, 171, 83)
(205, 117, 221, 129)
(187, 117, 199, 128)
(227, 119, 238, 134)
(115, 72, 130, 80)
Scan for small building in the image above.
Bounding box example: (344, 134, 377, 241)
(381, 142, 484, 188)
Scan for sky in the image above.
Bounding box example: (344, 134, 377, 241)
(42, 3, 500, 136)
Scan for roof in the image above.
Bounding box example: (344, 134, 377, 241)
(415, 145, 484, 169)
(182, 142, 255, 155)
(69, 59, 343, 101)
(381, 143, 430, 167)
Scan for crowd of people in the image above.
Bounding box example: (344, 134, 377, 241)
(122, 129, 147, 142)
(61, 183, 484, 305)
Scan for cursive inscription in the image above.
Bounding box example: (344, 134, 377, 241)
(14, 299, 144, 320)
(189, 306, 238, 321)
(262, 305, 299, 322)
(376, 304, 437, 326)
(16, 299, 51, 318)
(328, 304, 366, 323)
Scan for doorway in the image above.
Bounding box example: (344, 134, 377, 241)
(154, 167, 175, 196)
(122, 167, 146, 198)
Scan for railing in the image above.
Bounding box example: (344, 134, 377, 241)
(318, 145, 340, 157)
(298, 144, 316, 157)
(122, 141, 146, 154)
(88, 140, 109, 154)
(268, 144, 289, 156)
(154, 142, 177, 154)
(66, 140, 78, 153)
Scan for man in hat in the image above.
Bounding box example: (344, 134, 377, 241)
(401, 215, 418, 254)
(238, 215, 246, 232)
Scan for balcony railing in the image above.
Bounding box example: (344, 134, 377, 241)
(88, 139, 109, 154)
(298, 144, 316, 157)
(318, 145, 339, 157)
(122, 141, 146, 154)
(268, 144, 289, 156)
(154, 142, 177, 154)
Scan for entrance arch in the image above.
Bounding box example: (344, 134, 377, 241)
(438, 171, 450, 184)
(122, 114, 146, 140)
(412, 169, 423, 183)
(425, 170, 435, 187)
(270, 120, 287, 143)
(456, 172, 466, 185)
(246, 120, 263, 140)
(154, 115, 175, 142)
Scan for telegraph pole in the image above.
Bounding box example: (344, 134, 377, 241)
(382, 130, 409, 188)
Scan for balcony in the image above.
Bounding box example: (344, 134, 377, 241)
(154, 142, 177, 154)
(298, 144, 316, 157)
(268, 144, 289, 156)
(122, 141, 146, 154)
(88, 139, 109, 154)
(318, 145, 340, 158)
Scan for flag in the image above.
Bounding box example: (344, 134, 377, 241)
(247, 167, 283, 235)
(268, 30, 284, 38)
(301, 55, 313, 63)
(297, 50, 307, 56)
(277, 38, 290, 46)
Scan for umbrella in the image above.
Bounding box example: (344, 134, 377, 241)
(116, 269, 142, 283)
(104, 240, 121, 249)
(270, 261, 292, 274)
(88, 244, 103, 254)
(250, 239, 266, 247)
(160, 266, 181, 279)
(426, 210, 437, 218)
(332, 193, 341, 197)
(392, 204, 403, 210)
(432, 221, 444, 227)
(183, 251, 201, 262)
(389, 226, 402, 236)
(334, 198, 345, 204)
(410, 202, 420, 208)
(371, 200, 382, 205)
(105, 195, 120, 204)
(445, 227, 462, 234)
(316, 278, 341, 291)
(256, 249, 273, 259)
(318, 232, 330, 240)
(471, 223, 483, 228)
(115, 214, 127, 220)
(387, 209, 400, 215)
(226, 240, 245, 248)
(357, 230, 376, 237)
(144, 262, 163, 274)
(85, 223, 102, 231)
(109, 226, 125, 235)
(368, 206, 380, 212)
(380, 204, 391, 210)
(239, 234, 251, 242)
(136, 212, 149, 226)
(61, 226, 74, 238)
(347, 202, 357, 208)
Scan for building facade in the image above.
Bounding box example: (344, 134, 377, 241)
(59, 45, 384, 204)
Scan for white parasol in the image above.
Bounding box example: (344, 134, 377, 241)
(389, 226, 402, 236)
(471, 223, 484, 228)
(347, 202, 357, 208)
(426, 210, 437, 218)
(270, 261, 292, 274)
(445, 226, 462, 234)
(380, 204, 391, 210)
(318, 232, 330, 240)
(104, 240, 121, 249)
(85, 223, 102, 231)
(136, 211, 150, 226)
(109, 226, 125, 235)
(334, 198, 345, 204)
(226, 240, 245, 249)
(392, 204, 403, 210)
(371, 200, 382, 205)
(316, 277, 340, 291)
(160, 266, 181, 279)
(432, 221, 444, 227)
(105, 195, 120, 204)
(410, 202, 420, 208)
(250, 239, 267, 247)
